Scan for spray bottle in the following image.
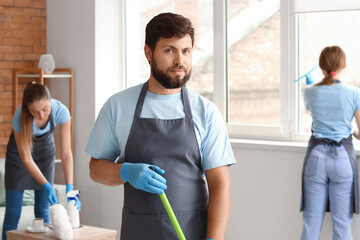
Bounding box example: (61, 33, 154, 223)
(66, 190, 80, 228)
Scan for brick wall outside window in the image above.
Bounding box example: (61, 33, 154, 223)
(0, 0, 47, 158)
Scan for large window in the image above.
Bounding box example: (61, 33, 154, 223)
(124, 0, 360, 141)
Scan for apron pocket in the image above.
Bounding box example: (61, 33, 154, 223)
(334, 155, 353, 180)
(129, 213, 164, 240)
(304, 155, 318, 178)
(164, 210, 206, 240)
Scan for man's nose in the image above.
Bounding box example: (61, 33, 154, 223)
(174, 52, 184, 65)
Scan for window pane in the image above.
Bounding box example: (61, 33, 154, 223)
(297, 10, 360, 134)
(227, 0, 281, 125)
(125, 0, 214, 101)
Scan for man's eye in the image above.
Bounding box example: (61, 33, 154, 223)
(165, 49, 173, 53)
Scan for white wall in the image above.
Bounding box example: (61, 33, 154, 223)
(95, 0, 124, 115)
(47, 0, 123, 237)
(46, 1, 360, 239)
(229, 142, 360, 239)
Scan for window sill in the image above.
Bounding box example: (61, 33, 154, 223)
(230, 138, 360, 156)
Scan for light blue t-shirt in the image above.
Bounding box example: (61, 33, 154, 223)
(12, 99, 71, 136)
(304, 83, 360, 142)
(85, 83, 236, 171)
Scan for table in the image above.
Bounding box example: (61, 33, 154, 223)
(7, 225, 117, 240)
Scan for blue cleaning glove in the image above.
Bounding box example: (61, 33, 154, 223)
(66, 183, 81, 211)
(120, 162, 167, 194)
(305, 74, 314, 85)
(42, 182, 59, 205)
(294, 64, 318, 85)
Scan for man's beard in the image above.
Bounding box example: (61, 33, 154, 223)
(151, 56, 191, 89)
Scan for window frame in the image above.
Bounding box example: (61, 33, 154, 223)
(216, 0, 293, 140)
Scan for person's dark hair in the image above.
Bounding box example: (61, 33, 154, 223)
(317, 45, 346, 86)
(21, 81, 51, 151)
(145, 12, 195, 50)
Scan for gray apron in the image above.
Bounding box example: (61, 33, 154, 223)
(5, 112, 56, 190)
(120, 82, 208, 240)
(300, 135, 359, 214)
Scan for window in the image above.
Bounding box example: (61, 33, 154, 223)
(227, 0, 280, 126)
(124, 0, 360, 141)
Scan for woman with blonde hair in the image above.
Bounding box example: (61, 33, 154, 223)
(300, 46, 360, 240)
(2, 82, 80, 240)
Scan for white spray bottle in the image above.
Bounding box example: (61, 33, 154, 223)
(66, 190, 80, 228)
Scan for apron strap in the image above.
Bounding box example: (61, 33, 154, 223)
(134, 82, 148, 118)
(181, 85, 193, 119)
(49, 110, 55, 132)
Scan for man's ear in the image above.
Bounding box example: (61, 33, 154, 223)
(144, 45, 152, 63)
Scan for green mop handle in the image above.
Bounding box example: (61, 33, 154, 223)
(159, 193, 186, 240)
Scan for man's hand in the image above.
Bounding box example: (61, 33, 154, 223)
(120, 162, 167, 194)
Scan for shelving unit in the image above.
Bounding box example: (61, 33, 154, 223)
(13, 68, 74, 150)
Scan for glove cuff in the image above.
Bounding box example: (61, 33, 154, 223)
(120, 162, 129, 182)
(42, 182, 52, 191)
(66, 183, 74, 193)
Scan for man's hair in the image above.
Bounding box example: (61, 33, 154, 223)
(145, 12, 195, 50)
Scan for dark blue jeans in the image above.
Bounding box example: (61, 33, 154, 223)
(1, 190, 49, 240)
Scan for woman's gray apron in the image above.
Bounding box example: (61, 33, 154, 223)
(5, 112, 56, 190)
(300, 135, 359, 214)
(121, 82, 208, 240)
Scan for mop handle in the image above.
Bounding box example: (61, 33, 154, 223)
(159, 193, 186, 240)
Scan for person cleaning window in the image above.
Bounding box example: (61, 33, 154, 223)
(2, 82, 80, 240)
(86, 12, 236, 240)
(300, 46, 360, 240)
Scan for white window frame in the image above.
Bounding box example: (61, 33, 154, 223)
(217, 0, 360, 141)
(215, 0, 292, 140)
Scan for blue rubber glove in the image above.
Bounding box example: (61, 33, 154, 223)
(42, 182, 59, 205)
(120, 162, 167, 194)
(206, 239, 214, 240)
(66, 183, 82, 212)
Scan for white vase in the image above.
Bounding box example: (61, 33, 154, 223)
(38, 54, 55, 74)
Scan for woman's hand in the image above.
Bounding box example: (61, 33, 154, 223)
(353, 129, 360, 140)
(43, 182, 59, 205)
(66, 183, 81, 211)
